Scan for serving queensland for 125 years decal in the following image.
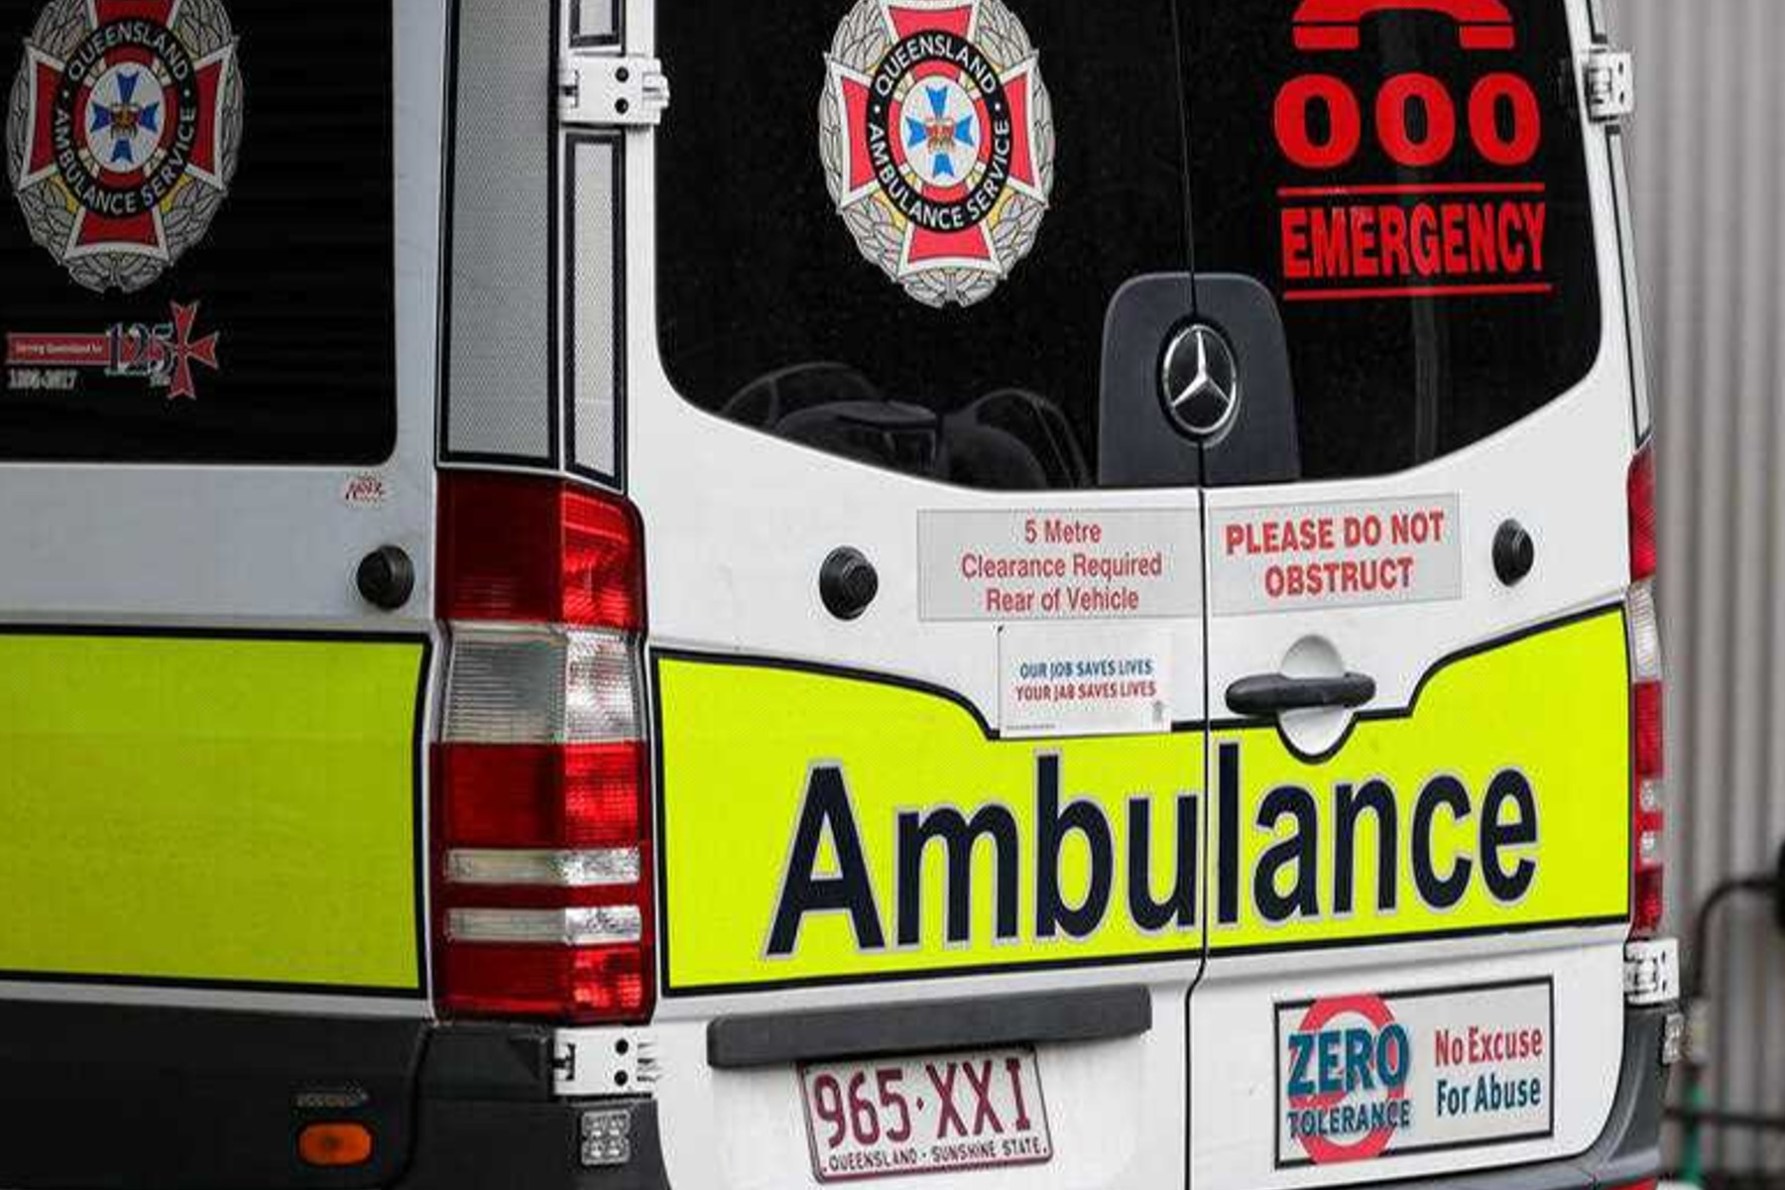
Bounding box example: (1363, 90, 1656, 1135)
(6, 0, 243, 293)
(820, 0, 1054, 307)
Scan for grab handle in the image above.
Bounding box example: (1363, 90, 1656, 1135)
(1226, 672, 1376, 717)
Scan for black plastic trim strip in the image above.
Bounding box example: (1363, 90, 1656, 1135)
(0, 1005, 1665, 1190)
(706, 985, 1152, 1069)
(0, 1001, 427, 1190)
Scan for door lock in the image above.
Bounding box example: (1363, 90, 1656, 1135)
(1493, 520, 1536, 586)
(819, 548, 879, 621)
(356, 545, 415, 611)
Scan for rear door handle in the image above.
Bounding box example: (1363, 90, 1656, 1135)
(1225, 672, 1376, 717)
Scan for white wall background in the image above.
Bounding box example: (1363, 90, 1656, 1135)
(1611, 0, 1785, 1174)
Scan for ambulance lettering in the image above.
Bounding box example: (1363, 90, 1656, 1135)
(767, 756, 1199, 957)
(765, 743, 1540, 958)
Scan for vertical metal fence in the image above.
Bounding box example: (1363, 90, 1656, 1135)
(1611, 0, 1785, 1175)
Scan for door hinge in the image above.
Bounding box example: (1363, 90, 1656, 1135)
(1583, 48, 1635, 124)
(558, 53, 669, 128)
(552, 1027, 659, 1097)
(1623, 937, 1679, 1007)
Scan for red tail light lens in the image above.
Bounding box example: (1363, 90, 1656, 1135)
(434, 474, 653, 1023)
(437, 942, 650, 1021)
(1633, 681, 1664, 780)
(1628, 446, 1657, 582)
(1627, 444, 1664, 937)
(1632, 679, 1665, 936)
(440, 473, 644, 630)
(439, 742, 647, 849)
(1632, 867, 1665, 940)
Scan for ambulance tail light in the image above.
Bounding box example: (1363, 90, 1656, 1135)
(1628, 444, 1665, 937)
(434, 473, 653, 1023)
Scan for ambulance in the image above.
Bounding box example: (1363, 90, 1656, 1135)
(0, 0, 1678, 1186)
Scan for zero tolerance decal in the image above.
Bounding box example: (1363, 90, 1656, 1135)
(1275, 982, 1553, 1167)
(820, 0, 1054, 308)
(6, 0, 243, 294)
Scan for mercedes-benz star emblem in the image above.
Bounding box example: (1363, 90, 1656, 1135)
(1160, 324, 1241, 438)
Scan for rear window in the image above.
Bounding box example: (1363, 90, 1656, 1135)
(0, 1, 395, 464)
(656, 0, 1189, 491)
(1185, 0, 1602, 481)
(655, 0, 1603, 488)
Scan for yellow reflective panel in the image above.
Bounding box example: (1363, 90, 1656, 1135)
(657, 659, 1203, 993)
(1206, 609, 1631, 954)
(0, 632, 426, 992)
(655, 609, 1630, 995)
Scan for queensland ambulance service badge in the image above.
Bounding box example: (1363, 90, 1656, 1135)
(5, 0, 243, 293)
(820, 0, 1053, 308)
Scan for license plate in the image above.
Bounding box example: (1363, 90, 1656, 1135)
(799, 1048, 1053, 1182)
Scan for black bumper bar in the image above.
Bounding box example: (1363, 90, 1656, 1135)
(0, 998, 1671, 1190)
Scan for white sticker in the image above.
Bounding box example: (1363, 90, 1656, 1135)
(1211, 496, 1462, 616)
(1274, 980, 1553, 1169)
(919, 509, 1200, 623)
(998, 622, 1174, 738)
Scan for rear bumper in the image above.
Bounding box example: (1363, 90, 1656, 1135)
(0, 999, 1672, 1190)
(1342, 1003, 1673, 1190)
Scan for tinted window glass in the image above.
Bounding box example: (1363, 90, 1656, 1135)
(1185, 0, 1601, 480)
(657, 0, 1188, 490)
(0, 1, 395, 463)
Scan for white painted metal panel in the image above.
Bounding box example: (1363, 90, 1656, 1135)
(1610, 0, 1785, 1174)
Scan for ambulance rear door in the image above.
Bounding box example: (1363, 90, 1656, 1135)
(0, 2, 443, 1183)
(1182, 1, 1640, 1187)
(631, 0, 1210, 1186)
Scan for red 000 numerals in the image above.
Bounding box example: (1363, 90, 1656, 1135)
(809, 1060, 1037, 1150)
(1274, 71, 1542, 171)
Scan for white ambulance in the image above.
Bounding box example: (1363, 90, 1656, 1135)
(0, 0, 1677, 1187)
